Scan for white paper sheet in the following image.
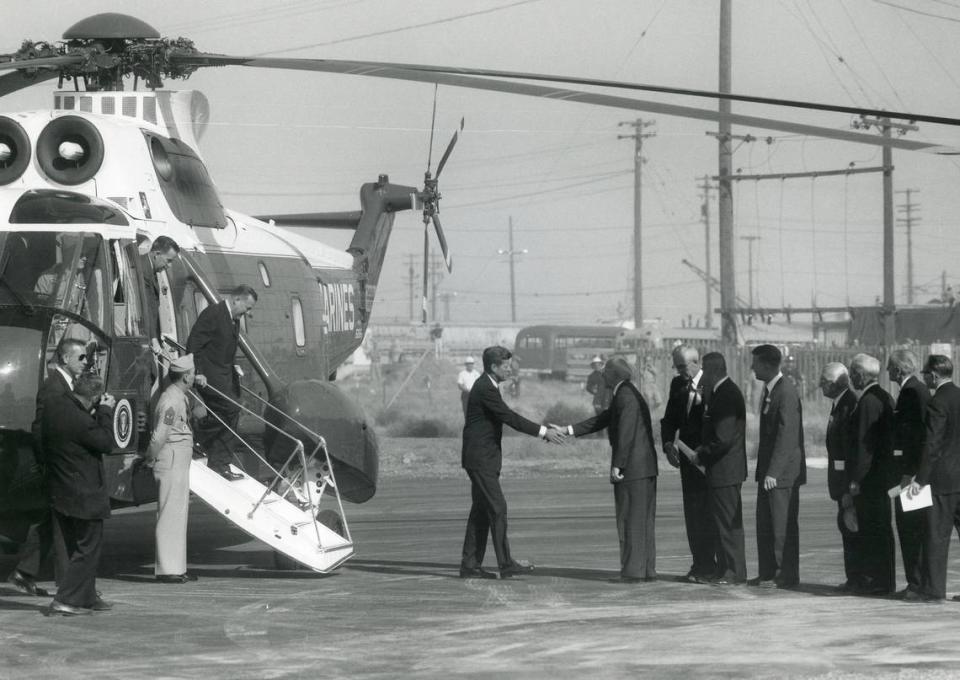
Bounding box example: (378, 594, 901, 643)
(676, 437, 706, 475)
(897, 482, 933, 512)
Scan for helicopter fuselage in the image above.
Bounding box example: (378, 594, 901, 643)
(0, 88, 415, 524)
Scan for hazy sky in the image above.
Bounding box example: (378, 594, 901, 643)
(5, 0, 960, 327)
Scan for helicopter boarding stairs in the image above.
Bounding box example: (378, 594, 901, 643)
(180, 380, 354, 574)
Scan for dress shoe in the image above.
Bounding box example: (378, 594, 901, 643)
(747, 577, 776, 589)
(49, 600, 92, 616)
(90, 598, 113, 611)
(459, 567, 497, 580)
(500, 561, 535, 579)
(952, 594, 960, 602)
(903, 589, 943, 604)
(156, 573, 198, 584)
(711, 574, 745, 586)
(834, 581, 855, 593)
(853, 581, 892, 597)
(216, 468, 244, 482)
(7, 570, 49, 597)
(683, 571, 713, 584)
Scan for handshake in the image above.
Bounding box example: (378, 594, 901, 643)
(543, 423, 572, 445)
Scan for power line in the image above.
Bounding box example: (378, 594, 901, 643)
(258, 0, 548, 54)
(873, 0, 960, 23)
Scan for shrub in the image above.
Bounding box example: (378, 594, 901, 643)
(392, 417, 460, 438)
(543, 401, 593, 428)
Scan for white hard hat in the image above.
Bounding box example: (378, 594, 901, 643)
(591, 356, 603, 364)
(465, 356, 476, 364)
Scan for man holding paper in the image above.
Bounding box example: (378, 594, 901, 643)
(907, 355, 960, 603)
(845, 353, 896, 596)
(693, 352, 748, 585)
(887, 350, 931, 597)
(661, 345, 717, 583)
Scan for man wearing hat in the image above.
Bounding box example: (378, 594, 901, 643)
(146, 354, 206, 584)
(586, 356, 611, 415)
(456, 356, 481, 416)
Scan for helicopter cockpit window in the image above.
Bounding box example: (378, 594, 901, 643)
(0, 232, 108, 330)
(9, 190, 128, 226)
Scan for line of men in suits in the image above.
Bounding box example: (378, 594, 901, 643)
(659, 343, 804, 588)
(823, 350, 960, 603)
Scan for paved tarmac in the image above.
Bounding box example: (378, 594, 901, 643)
(2, 467, 960, 679)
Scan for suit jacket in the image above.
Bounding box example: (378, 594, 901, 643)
(846, 383, 895, 495)
(461, 374, 542, 473)
(187, 300, 239, 394)
(43, 391, 114, 520)
(825, 389, 857, 501)
(661, 373, 706, 482)
(893, 374, 930, 478)
(698, 378, 747, 488)
(572, 381, 658, 482)
(30, 368, 72, 461)
(755, 376, 806, 487)
(916, 381, 960, 494)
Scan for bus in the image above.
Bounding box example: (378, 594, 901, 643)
(513, 325, 624, 381)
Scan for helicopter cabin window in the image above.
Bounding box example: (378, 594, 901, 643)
(291, 297, 306, 348)
(110, 241, 145, 337)
(258, 261, 271, 287)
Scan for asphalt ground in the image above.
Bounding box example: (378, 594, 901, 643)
(2, 467, 960, 680)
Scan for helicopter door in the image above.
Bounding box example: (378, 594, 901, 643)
(156, 268, 177, 357)
(106, 240, 153, 458)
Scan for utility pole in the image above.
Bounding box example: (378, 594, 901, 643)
(439, 291, 457, 321)
(697, 175, 716, 328)
(896, 188, 921, 304)
(740, 235, 761, 309)
(619, 118, 656, 327)
(717, 0, 737, 347)
(857, 116, 917, 352)
(401, 253, 419, 321)
(497, 216, 527, 323)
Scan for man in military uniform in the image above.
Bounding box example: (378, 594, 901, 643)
(585, 356, 611, 415)
(146, 354, 205, 584)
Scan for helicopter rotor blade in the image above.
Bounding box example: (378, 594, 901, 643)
(0, 55, 84, 73)
(432, 214, 452, 274)
(0, 69, 60, 98)
(434, 117, 463, 181)
(169, 53, 960, 154)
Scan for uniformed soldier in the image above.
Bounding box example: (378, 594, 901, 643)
(146, 354, 205, 584)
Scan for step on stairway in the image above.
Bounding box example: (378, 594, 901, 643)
(189, 460, 353, 573)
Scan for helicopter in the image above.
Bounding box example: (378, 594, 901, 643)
(1, 12, 958, 570)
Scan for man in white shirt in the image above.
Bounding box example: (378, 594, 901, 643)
(456, 356, 481, 416)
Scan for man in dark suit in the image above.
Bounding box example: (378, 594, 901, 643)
(907, 355, 960, 603)
(750, 344, 806, 589)
(6, 338, 87, 597)
(187, 285, 258, 481)
(460, 346, 565, 579)
(846, 353, 896, 596)
(564, 357, 658, 582)
(44, 373, 116, 615)
(661, 344, 717, 582)
(694, 352, 747, 585)
(887, 349, 930, 597)
(818, 362, 860, 592)
(141, 235, 180, 353)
